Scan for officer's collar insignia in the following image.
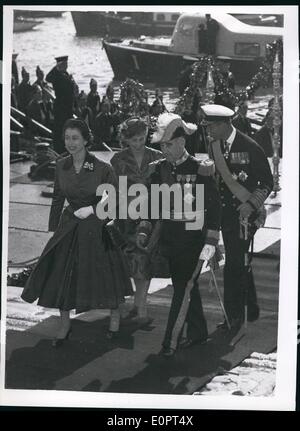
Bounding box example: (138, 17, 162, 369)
(173, 150, 189, 166)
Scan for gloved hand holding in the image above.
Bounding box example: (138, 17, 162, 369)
(74, 206, 94, 219)
(136, 233, 149, 250)
(237, 202, 254, 224)
(199, 244, 216, 261)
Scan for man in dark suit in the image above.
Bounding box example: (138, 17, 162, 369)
(200, 104, 274, 330)
(232, 101, 253, 137)
(46, 55, 76, 154)
(205, 14, 219, 55)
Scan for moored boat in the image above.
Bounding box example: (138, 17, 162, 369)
(71, 11, 180, 37)
(103, 13, 283, 86)
(14, 11, 64, 18)
(13, 17, 43, 33)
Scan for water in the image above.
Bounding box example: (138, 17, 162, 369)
(12, 11, 271, 114)
(12, 12, 179, 109)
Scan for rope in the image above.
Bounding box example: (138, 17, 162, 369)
(9, 226, 49, 233)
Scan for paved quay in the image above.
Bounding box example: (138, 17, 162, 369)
(5, 155, 281, 394)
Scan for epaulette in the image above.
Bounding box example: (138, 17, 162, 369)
(148, 158, 166, 175)
(197, 158, 215, 176)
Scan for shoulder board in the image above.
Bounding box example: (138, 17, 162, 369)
(197, 159, 215, 176)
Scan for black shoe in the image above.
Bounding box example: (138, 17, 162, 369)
(160, 347, 176, 357)
(52, 327, 72, 348)
(179, 337, 209, 349)
(217, 318, 242, 331)
(121, 307, 138, 321)
(106, 330, 119, 340)
(217, 320, 229, 330)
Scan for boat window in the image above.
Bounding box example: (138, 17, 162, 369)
(171, 14, 180, 21)
(178, 21, 194, 36)
(156, 14, 166, 22)
(235, 43, 260, 57)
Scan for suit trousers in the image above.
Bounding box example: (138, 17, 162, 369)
(222, 222, 258, 321)
(161, 222, 208, 349)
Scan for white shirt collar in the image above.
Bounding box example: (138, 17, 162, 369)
(226, 126, 237, 151)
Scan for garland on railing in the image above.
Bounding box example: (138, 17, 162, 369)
(119, 78, 149, 119)
(174, 38, 283, 115)
(238, 38, 283, 101)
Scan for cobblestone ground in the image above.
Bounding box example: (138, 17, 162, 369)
(194, 352, 276, 396)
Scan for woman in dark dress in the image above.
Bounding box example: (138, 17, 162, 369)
(110, 118, 163, 324)
(21, 119, 132, 345)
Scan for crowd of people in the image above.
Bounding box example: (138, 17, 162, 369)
(11, 55, 168, 154)
(11, 47, 280, 359)
(20, 102, 274, 357)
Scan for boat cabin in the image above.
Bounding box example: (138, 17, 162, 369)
(170, 13, 283, 60)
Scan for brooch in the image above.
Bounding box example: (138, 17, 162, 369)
(83, 161, 94, 171)
(238, 170, 248, 182)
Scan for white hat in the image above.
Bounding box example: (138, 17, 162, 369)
(151, 113, 197, 144)
(200, 104, 234, 124)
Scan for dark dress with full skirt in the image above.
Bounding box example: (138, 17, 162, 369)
(21, 152, 133, 313)
(110, 146, 169, 279)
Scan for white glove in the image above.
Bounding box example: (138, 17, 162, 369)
(74, 206, 94, 219)
(199, 244, 216, 261)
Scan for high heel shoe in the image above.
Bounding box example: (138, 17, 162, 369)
(52, 327, 72, 348)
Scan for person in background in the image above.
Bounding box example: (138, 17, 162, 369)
(94, 100, 114, 148)
(110, 117, 163, 325)
(198, 23, 208, 54)
(149, 90, 167, 117)
(34, 66, 54, 129)
(27, 84, 48, 127)
(232, 100, 253, 137)
(12, 53, 19, 86)
(21, 118, 133, 345)
(205, 14, 219, 55)
(16, 67, 33, 113)
(254, 109, 282, 158)
(87, 78, 101, 131)
(221, 63, 235, 90)
(46, 55, 76, 154)
(11, 76, 18, 109)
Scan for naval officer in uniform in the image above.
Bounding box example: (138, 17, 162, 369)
(46, 56, 76, 154)
(137, 113, 221, 357)
(200, 104, 274, 330)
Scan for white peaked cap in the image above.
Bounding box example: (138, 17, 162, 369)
(151, 113, 197, 144)
(200, 104, 235, 119)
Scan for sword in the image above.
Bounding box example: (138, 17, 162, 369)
(209, 264, 231, 330)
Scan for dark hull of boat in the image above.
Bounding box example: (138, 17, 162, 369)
(13, 19, 43, 33)
(14, 11, 63, 18)
(71, 11, 175, 37)
(103, 41, 262, 86)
